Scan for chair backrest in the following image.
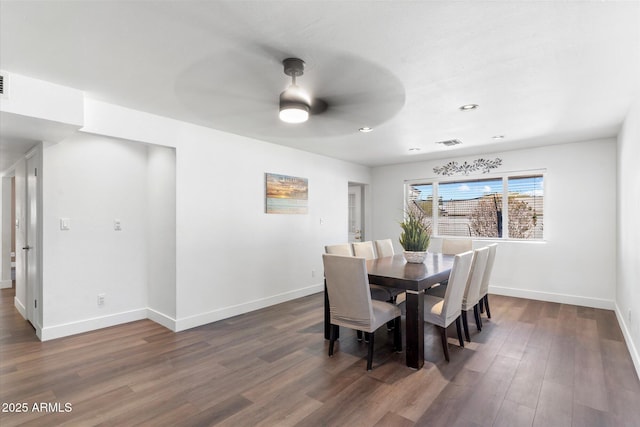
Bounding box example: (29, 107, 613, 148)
(375, 239, 395, 258)
(322, 254, 373, 330)
(442, 238, 473, 255)
(352, 241, 376, 260)
(325, 243, 353, 256)
(479, 243, 498, 296)
(440, 251, 474, 326)
(462, 247, 490, 310)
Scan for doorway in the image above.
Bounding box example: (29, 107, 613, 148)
(0, 175, 15, 290)
(1, 147, 39, 334)
(24, 151, 39, 329)
(348, 183, 365, 243)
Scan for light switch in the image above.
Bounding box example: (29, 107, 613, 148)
(114, 219, 122, 231)
(60, 218, 70, 230)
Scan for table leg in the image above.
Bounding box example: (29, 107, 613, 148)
(405, 290, 424, 369)
(324, 280, 338, 340)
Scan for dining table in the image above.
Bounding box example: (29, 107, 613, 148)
(324, 252, 455, 370)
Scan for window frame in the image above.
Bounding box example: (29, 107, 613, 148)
(405, 170, 546, 241)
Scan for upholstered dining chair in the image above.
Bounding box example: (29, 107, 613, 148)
(478, 243, 498, 319)
(322, 254, 402, 371)
(374, 239, 395, 258)
(442, 238, 473, 255)
(426, 238, 474, 293)
(460, 246, 490, 342)
(352, 241, 404, 308)
(352, 241, 377, 260)
(325, 243, 353, 257)
(423, 250, 474, 362)
(324, 242, 385, 341)
(352, 241, 400, 303)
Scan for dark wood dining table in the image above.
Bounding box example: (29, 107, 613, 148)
(324, 252, 454, 370)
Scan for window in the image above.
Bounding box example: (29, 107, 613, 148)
(407, 174, 544, 240)
(507, 175, 544, 239)
(408, 183, 434, 224)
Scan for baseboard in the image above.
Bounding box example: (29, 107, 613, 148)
(27, 284, 323, 341)
(490, 285, 615, 310)
(147, 308, 177, 331)
(39, 308, 148, 341)
(14, 296, 26, 318)
(175, 283, 324, 332)
(614, 303, 640, 379)
(0, 279, 12, 289)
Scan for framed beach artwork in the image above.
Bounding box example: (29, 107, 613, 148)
(265, 173, 308, 214)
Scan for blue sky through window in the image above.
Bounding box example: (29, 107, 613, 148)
(411, 176, 543, 201)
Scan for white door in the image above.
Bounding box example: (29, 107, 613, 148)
(25, 154, 38, 327)
(348, 184, 363, 242)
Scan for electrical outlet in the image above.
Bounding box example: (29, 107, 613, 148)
(97, 293, 106, 306)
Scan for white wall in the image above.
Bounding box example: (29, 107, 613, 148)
(41, 134, 150, 339)
(71, 99, 371, 333)
(174, 137, 365, 328)
(616, 99, 640, 374)
(0, 72, 84, 126)
(371, 139, 617, 309)
(146, 144, 177, 326)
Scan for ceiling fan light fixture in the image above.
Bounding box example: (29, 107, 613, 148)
(279, 58, 311, 124)
(279, 102, 309, 123)
(279, 83, 310, 123)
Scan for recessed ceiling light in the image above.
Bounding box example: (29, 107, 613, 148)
(492, 135, 505, 140)
(408, 147, 421, 152)
(459, 104, 479, 111)
(359, 127, 373, 133)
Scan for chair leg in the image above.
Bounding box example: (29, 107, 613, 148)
(357, 330, 363, 341)
(484, 295, 492, 319)
(479, 298, 484, 313)
(461, 310, 471, 342)
(473, 304, 482, 331)
(393, 316, 402, 352)
(387, 295, 396, 331)
(386, 320, 394, 331)
(329, 324, 338, 356)
(366, 332, 375, 371)
(455, 317, 464, 347)
(438, 326, 450, 362)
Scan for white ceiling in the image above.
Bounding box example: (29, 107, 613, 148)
(1, 1, 639, 171)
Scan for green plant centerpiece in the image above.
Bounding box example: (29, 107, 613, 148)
(399, 204, 432, 263)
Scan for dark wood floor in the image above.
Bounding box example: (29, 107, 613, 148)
(1, 286, 639, 427)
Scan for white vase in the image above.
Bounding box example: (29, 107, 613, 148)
(403, 250, 427, 263)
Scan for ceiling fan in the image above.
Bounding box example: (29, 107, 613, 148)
(174, 49, 406, 138)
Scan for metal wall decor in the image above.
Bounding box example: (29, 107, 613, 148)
(433, 158, 502, 176)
